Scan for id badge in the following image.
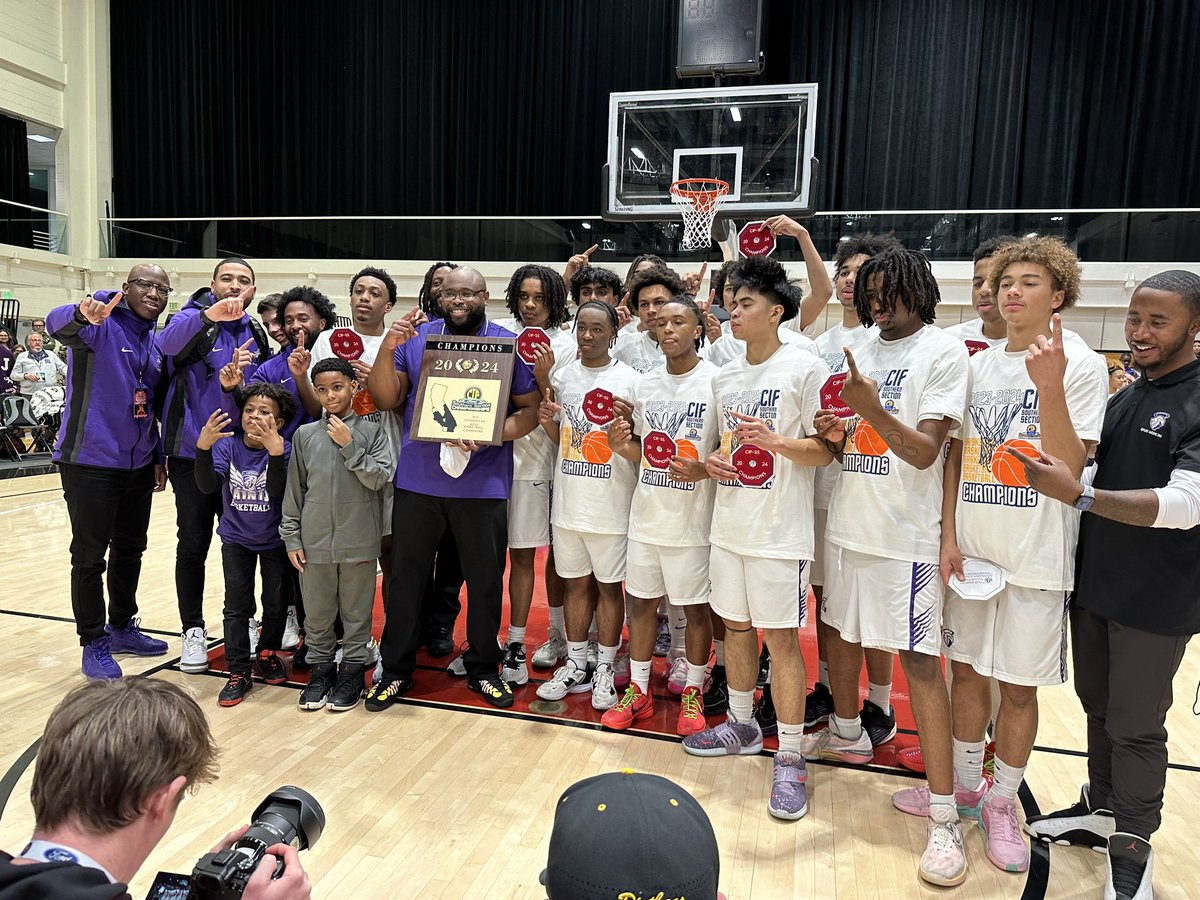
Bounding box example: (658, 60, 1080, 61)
(133, 387, 148, 420)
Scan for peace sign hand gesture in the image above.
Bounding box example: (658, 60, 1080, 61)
(839, 347, 881, 417)
(79, 293, 123, 326)
(1025, 313, 1068, 392)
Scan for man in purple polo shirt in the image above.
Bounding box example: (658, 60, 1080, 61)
(367, 267, 540, 709)
(46, 265, 172, 679)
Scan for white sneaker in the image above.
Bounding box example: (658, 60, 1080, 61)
(447, 655, 467, 676)
(366, 637, 380, 663)
(1105, 833, 1153, 900)
(920, 814, 968, 887)
(282, 606, 300, 649)
(591, 662, 619, 710)
(667, 657, 688, 696)
(180, 627, 209, 673)
(532, 628, 566, 668)
(536, 659, 592, 701)
(248, 618, 260, 656)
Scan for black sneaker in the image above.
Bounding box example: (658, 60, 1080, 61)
(859, 699, 897, 746)
(756, 645, 770, 689)
(754, 682, 777, 737)
(218, 672, 253, 707)
(704, 665, 729, 714)
(298, 662, 336, 710)
(804, 681, 834, 727)
(1024, 783, 1116, 850)
(327, 663, 365, 712)
(291, 641, 310, 671)
(425, 625, 455, 657)
(365, 673, 413, 712)
(1107, 833, 1152, 899)
(469, 672, 515, 708)
(256, 651, 288, 685)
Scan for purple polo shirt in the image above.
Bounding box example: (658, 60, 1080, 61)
(393, 319, 536, 499)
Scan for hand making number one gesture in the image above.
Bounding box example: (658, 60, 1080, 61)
(219, 338, 256, 391)
(1024, 312, 1068, 392)
(79, 293, 123, 326)
(838, 347, 880, 416)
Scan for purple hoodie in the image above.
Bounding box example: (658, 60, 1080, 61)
(158, 287, 267, 459)
(47, 291, 165, 470)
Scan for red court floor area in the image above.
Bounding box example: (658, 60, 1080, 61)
(205, 548, 921, 769)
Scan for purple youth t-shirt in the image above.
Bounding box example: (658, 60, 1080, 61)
(393, 320, 536, 500)
(212, 437, 290, 551)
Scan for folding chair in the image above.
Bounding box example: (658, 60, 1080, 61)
(1, 394, 54, 459)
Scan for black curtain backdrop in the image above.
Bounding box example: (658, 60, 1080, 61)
(0, 113, 33, 248)
(109, 0, 1198, 220)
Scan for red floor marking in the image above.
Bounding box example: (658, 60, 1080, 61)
(208, 547, 922, 767)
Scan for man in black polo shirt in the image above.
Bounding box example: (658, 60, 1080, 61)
(1010, 270, 1200, 900)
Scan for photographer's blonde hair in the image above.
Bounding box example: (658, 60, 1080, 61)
(31, 677, 219, 833)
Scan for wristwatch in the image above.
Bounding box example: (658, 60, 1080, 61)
(1073, 484, 1096, 512)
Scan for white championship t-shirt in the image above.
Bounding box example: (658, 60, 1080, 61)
(495, 318, 577, 482)
(613, 329, 664, 375)
(709, 342, 830, 560)
(707, 322, 817, 367)
(812, 321, 873, 510)
(549, 358, 641, 535)
(826, 326, 970, 564)
(953, 328, 1108, 590)
(309, 327, 403, 453)
(942, 318, 1007, 353)
(629, 359, 721, 547)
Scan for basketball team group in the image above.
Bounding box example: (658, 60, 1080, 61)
(44, 214, 1200, 892)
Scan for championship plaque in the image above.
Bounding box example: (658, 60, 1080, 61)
(412, 334, 516, 446)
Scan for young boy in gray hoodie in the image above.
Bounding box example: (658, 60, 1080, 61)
(281, 358, 393, 712)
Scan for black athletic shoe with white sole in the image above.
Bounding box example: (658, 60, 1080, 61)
(470, 672, 515, 708)
(298, 662, 337, 711)
(326, 663, 365, 712)
(860, 700, 897, 746)
(754, 682, 777, 738)
(704, 665, 729, 714)
(804, 681, 834, 727)
(1023, 783, 1116, 851)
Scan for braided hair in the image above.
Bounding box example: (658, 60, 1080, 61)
(418, 261, 458, 318)
(574, 300, 620, 335)
(504, 264, 571, 328)
(852, 248, 940, 328)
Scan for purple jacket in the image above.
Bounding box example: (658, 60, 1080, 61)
(246, 348, 313, 440)
(47, 292, 165, 470)
(158, 288, 267, 459)
(0, 345, 13, 393)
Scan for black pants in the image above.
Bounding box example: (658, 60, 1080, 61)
(381, 488, 506, 679)
(422, 530, 464, 634)
(221, 543, 289, 674)
(168, 456, 223, 630)
(59, 462, 155, 646)
(1071, 605, 1192, 839)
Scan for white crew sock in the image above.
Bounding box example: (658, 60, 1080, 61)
(953, 738, 986, 792)
(713, 639, 725, 667)
(685, 662, 706, 691)
(630, 659, 652, 693)
(989, 757, 1026, 802)
(777, 721, 805, 754)
(867, 680, 892, 710)
(567, 640, 588, 669)
(548, 606, 565, 635)
(818, 659, 830, 688)
(670, 603, 687, 655)
(598, 642, 619, 666)
(728, 687, 755, 725)
(507, 625, 526, 647)
(831, 713, 863, 741)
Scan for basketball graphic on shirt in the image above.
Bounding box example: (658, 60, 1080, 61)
(642, 430, 676, 469)
(351, 386, 378, 417)
(329, 328, 365, 361)
(990, 438, 1038, 487)
(582, 387, 615, 425)
(515, 327, 551, 366)
(674, 438, 700, 460)
(581, 430, 613, 464)
(731, 444, 774, 487)
(852, 420, 889, 456)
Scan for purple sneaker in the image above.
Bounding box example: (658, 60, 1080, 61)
(106, 617, 168, 656)
(768, 752, 809, 820)
(682, 719, 763, 757)
(82, 637, 122, 680)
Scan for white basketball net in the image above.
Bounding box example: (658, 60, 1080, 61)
(670, 179, 730, 251)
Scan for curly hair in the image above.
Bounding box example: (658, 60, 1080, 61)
(624, 254, 667, 289)
(986, 236, 1081, 310)
(853, 248, 941, 327)
(279, 285, 336, 331)
(569, 266, 624, 306)
(972, 235, 1019, 264)
(834, 233, 903, 271)
(727, 255, 802, 322)
(505, 264, 571, 328)
(350, 266, 397, 307)
(238, 381, 298, 425)
(626, 266, 686, 312)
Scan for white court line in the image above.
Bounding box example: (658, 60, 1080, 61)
(0, 501, 59, 517)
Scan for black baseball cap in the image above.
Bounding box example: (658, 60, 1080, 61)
(540, 770, 721, 899)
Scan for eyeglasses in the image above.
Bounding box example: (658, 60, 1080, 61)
(130, 278, 174, 296)
(440, 289, 486, 303)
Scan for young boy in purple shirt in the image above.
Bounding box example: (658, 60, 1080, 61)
(194, 383, 296, 707)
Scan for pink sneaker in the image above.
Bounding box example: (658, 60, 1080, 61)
(920, 814, 968, 886)
(981, 794, 1030, 873)
(892, 778, 989, 819)
(799, 727, 873, 765)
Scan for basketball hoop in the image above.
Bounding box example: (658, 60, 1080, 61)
(669, 178, 730, 251)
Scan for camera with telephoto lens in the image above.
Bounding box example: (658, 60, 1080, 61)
(188, 786, 325, 899)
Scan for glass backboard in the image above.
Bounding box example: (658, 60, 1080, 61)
(603, 83, 818, 221)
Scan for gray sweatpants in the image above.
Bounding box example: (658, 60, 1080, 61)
(300, 560, 377, 665)
(1071, 605, 1192, 839)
